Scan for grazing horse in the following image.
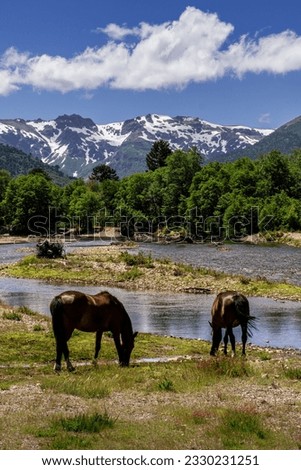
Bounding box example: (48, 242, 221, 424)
(50, 290, 138, 371)
(209, 291, 256, 356)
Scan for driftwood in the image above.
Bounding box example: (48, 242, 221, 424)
(36, 239, 65, 258)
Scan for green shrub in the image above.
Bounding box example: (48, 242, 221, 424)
(284, 367, 301, 380)
(120, 251, 154, 268)
(58, 412, 114, 433)
(3, 311, 21, 321)
(158, 378, 175, 391)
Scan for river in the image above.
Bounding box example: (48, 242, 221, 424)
(136, 241, 301, 286)
(0, 241, 300, 350)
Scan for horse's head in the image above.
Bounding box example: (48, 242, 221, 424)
(120, 331, 138, 367)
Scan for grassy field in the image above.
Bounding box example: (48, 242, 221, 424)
(1, 244, 301, 450)
(0, 304, 301, 450)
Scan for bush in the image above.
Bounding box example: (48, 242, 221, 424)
(59, 412, 114, 433)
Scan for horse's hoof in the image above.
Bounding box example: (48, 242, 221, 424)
(67, 365, 76, 372)
(54, 364, 61, 372)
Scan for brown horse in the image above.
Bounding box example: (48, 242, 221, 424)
(50, 290, 138, 371)
(209, 291, 256, 356)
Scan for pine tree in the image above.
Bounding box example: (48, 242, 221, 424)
(146, 140, 172, 171)
(89, 164, 119, 182)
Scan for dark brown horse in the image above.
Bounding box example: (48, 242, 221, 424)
(209, 291, 256, 356)
(50, 290, 138, 371)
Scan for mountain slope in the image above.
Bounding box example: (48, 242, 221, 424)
(0, 114, 273, 178)
(227, 115, 301, 160)
(0, 143, 71, 185)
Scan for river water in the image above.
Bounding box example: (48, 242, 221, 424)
(136, 242, 301, 286)
(0, 241, 301, 350)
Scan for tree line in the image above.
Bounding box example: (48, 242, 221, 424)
(0, 142, 300, 240)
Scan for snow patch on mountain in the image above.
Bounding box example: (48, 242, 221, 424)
(0, 113, 273, 178)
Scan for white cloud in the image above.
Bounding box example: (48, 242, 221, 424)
(112, 8, 233, 89)
(97, 23, 141, 40)
(1, 6, 301, 96)
(259, 113, 271, 124)
(0, 69, 20, 95)
(221, 30, 301, 76)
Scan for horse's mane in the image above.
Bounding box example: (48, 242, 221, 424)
(99, 291, 124, 307)
(97, 291, 134, 335)
(97, 290, 111, 296)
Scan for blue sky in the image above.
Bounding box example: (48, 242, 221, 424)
(1, 0, 301, 128)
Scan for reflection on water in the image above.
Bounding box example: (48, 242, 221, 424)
(0, 277, 300, 350)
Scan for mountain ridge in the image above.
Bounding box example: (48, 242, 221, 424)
(0, 113, 276, 178)
(227, 115, 301, 160)
(0, 143, 72, 185)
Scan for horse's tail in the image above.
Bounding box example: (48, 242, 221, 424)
(50, 296, 65, 340)
(233, 294, 257, 337)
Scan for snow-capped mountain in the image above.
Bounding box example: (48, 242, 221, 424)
(0, 113, 273, 178)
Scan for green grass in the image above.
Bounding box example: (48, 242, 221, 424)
(119, 251, 155, 268)
(197, 357, 254, 378)
(2, 311, 22, 321)
(41, 372, 110, 399)
(32, 413, 114, 450)
(219, 408, 269, 449)
(0, 330, 54, 363)
(58, 412, 114, 433)
(158, 377, 175, 391)
(283, 367, 301, 380)
(117, 266, 143, 281)
(1, 306, 301, 450)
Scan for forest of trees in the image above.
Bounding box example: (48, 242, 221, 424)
(0, 144, 300, 241)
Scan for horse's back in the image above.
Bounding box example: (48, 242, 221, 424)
(50, 289, 130, 333)
(211, 291, 249, 328)
(54, 290, 88, 304)
(211, 291, 234, 324)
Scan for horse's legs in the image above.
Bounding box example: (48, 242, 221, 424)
(228, 327, 236, 356)
(63, 341, 75, 372)
(58, 328, 75, 372)
(113, 333, 125, 365)
(54, 340, 74, 372)
(54, 339, 63, 372)
(94, 330, 103, 360)
(210, 327, 222, 356)
(241, 324, 248, 355)
(223, 329, 228, 355)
